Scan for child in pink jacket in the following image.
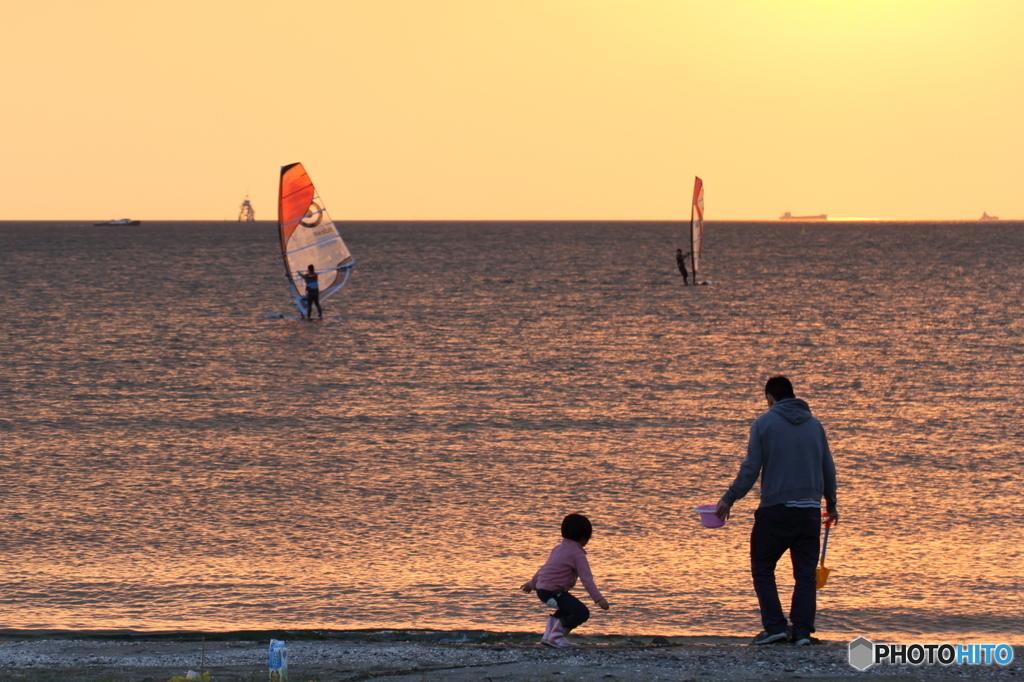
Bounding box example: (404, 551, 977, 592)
(521, 513, 610, 647)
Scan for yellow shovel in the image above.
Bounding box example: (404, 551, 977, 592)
(816, 518, 834, 590)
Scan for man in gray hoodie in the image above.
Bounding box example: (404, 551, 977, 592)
(716, 376, 838, 646)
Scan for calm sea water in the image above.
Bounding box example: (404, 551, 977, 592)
(1, 220, 1021, 643)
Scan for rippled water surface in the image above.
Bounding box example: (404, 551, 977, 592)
(1, 220, 1022, 643)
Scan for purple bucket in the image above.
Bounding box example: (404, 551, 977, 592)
(694, 504, 725, 528)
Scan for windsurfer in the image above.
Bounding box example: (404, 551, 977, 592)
(299, 264, 322, 320)
(676, 248, 691, 285)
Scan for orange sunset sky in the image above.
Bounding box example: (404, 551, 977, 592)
(1, 0, 1021, 221)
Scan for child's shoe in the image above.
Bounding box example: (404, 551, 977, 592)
(540, 616, 557, 644)
(544, 618, 577, 648)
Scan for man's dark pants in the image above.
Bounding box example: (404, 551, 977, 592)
(750, 504, 821, 637)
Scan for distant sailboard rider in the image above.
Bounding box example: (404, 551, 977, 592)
(298, 264, 322, 320)
(676, 248, 691, 285)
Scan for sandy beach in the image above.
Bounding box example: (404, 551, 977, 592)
(0, 632, 1018, 682)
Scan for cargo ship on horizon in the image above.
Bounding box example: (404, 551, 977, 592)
(780, 212, 827, 221)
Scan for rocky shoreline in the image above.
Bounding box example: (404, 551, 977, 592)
(0, 632, 1019, 681)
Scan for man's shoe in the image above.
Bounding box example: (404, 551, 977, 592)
(792, 634, 820, 646)
(751, 630, 788, 645)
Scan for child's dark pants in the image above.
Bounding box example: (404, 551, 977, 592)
(536, 589, 590, 632)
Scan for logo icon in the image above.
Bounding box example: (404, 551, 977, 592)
(848, 637, 875, 671)
(300, 202, 323, 227)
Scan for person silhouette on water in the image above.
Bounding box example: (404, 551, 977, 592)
(676, 248, 691, 285)
(521, 513, 610, 647)
(298, 264, 322, 320)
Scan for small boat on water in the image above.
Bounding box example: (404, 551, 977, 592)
(780, 212, 827, 221)
(979, 212, 999, 221)
(94, 218, 141, 226)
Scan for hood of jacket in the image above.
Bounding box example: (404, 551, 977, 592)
(769, 397, 813, 425)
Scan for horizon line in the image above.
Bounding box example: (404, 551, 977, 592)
(1, 217, 1019, 224)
